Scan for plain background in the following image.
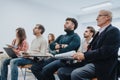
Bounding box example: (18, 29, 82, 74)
(0, 0, 120, 52)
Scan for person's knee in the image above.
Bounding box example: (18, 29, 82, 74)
(10, 59, 18, 66)
(42, 60, 60, 75)
(1, 58, 9, 66)
(71, 68, 85, 80)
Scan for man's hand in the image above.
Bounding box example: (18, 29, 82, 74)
(56, 50, 59, 53)
(72, 52, 85, 61)
(55, 43, 60, 49)
(61, 44, 68, 48)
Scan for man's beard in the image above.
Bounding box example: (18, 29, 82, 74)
(84, 35, 88, 38)
(33, 31, 36, 35)
(64, 28, 72, 33)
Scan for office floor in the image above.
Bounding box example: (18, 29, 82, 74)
(7, 66, 60, 80)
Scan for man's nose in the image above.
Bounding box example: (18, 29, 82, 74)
(96, 16, 99, 21)
(96, 18, 98, 21)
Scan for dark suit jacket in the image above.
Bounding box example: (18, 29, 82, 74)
(84, 24, 120, 80)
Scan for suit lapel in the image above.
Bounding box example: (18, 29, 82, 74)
(88, 24, 112, 50)
(96, 25, 113, 47)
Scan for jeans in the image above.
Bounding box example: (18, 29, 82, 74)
(31, 57, 67, 80)
(1, 57, 34, 80)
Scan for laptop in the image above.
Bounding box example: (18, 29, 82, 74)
(3, 47, 17, 58)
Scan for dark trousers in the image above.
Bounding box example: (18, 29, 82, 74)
(57, 67, 76, 80)
(58, 63, 95, 80)
(31, 57, 67, 80)
(31, 57, 55, 80)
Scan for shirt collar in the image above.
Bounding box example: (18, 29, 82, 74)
(84, 38, 93, 44)
(99, 24, 110, 34)
(36, 35, 42, 39)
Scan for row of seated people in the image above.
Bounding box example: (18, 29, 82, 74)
(0, 9, 120, 80)
(0, 19, 96, 80)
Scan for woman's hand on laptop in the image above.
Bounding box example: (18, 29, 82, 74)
(22, 52, 30, 58)
(18, 51, 29, 58)
(12, 48, 17, 53)
(19, 51, 24, 55)
(6, 44, 14, 48)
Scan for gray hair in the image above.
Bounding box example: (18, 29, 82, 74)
(100, 10, 112, 22)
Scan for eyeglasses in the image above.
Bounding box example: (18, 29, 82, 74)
(98, 15, 108, 17)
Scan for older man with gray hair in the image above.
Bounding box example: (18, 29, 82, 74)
(58, 10, 120, 80)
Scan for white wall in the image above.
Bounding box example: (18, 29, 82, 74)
(77, 9, 120, 38)
(0, 0, 119, 51)
(0, 0, 75, 50)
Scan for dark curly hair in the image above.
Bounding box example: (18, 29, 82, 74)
(66, 17, 78, 30)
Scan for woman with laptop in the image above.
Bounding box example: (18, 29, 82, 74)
(0, 27, 29, 80)
(7, 27, 29, 56)
(0, 24, 47, 80)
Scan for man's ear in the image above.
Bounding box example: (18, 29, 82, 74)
(106, 16, 110, 21)
(39, 29, 42, 34)
(72, 23, 75, 30)
(90, 33, 94, 37)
